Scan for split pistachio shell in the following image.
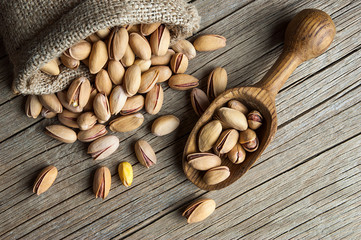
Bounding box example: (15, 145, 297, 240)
(67, 77, 91, 108)
(45, 125, 77, 143)
(150, 25, 170, 56)
(60, 53, 80, 70)
(187, 153, 221, 171)
(58, 110, 80, 128)
(89, 40, 108, 74)
(172, 39, 196, 60)
(198, 120, 222, 152)
(120, 95, 144, 115)
(39, 94, 63, 113)
(78, 124, 108, 142)
(207, 67, 227, 99)
(168, 74, 199, 91)
(141, 22, 161, 36)
(25, 95, 42, 118)
(124, 65, 141, 96)
(239, 128, 259, 152)
(193, 35, 226, 51)
(149, 66, 172, 82)
(129, 33, 151, 60)
(151, 49, 175, 65)
(214, 129, 239, 154)
(96, 27, 111, 39)
(88, 135, 119, 160)
(151, 115, 180, 136)
(109, 85, 127, 115)
(133, 59, 152, 72)
(33, 166, 58, 195)
(118, 162, 133, 187)
(108, 27, 128, 60)
(126, 24, 140, 33)
(121, 44, 135, 67)
(95, 69, 112, 96)
(109, 113, 144, 132)
(108, 60, 125, 85)
(247, 110, 263, 130)
(57, 91, 83, 113)
(93, 166, 111, 199)
(68, 40, 91, 60)
(87, 33, 100, 42)
(183, 199, 216, 224)
(40, 59, 60, 75)
(93, 93, 111, 122)
(83, 88, 98, 112)
(77, 112, 97, 130)
(170, 53, 188, 74)
(217, 107, 248, 131)
(139, 68, 159, 93)
(145, 84, 163, 115)
(41, 108, 57, 119)
(227, 100, 248, 115)
(203, 166, 230, 185)
(135, 140, 157, 168)
(228, 143, 246, 164)
(190, 88, 210, 116)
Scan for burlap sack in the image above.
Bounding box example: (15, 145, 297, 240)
(0, 0, 200, 95)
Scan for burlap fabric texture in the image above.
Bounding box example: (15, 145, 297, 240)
(0, 0, 200, 95)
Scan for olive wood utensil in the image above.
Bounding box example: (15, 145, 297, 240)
(183, 9, 336, 190)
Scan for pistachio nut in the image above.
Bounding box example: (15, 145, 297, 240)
(151, 49, 175, 66)
(190, 88, 210, 116)
(81, 58, 89, 67)
(108, 27, 128, 60)
(45, 125, 77, 143)
(227, 100, 248, 115)
(57, 91, 84, 113)
(39, 93, 63, 113)
(187, 153, 222, 171)
(203, 166, 230, 185)
(138, 68, 159, 93)
(151, 115, 180, 136)
(68, 40, 92, 60)
(120, 95, 144, 115)
(88, 135, 119, 160)
(109, 113, 144, 132)
(118, 162, 133, 187)
(239, 128, 259, 152)
(86, 33, 100, 42)
(67, 77, 92, 108)
(247, 110, 263, 130)
(109, 85, 127, 115)
(77, 112, 97, 130)
(171, 39, 196, 60)
(170, 53, 188, 74)
(145, 84, 163, 115)
(129, 33, 151, 60)
(60, 52, 80, 70)
(121, 44, 135, 67)
(213, 112, 232, 129)
(33, 166, 58, 195)
(214, 129, 239, 154)
(108, 60, 125, 85)
(93, 93, 111, 122)
(126, 24, 140, 33)
(168, 74, 199, 91)
(41, 108, 57, 119)
(58, 110, 80, 128)
(78, 124, 108, 142)
(124, 65, 141, 96)
(95, 69, 112, 96)
(217, 107, 248, 131)
(25, 95, 42, 118)
(83, 88, 98, 112)
(40, 59, 60, 75)
(182, 199, 216, 224)
(207, 67, 227, 99)
(198, 120, 222, 152)
(148, 66, 172, 83)
(193, 34, 227, 51)
(227, 143, 246, 164)
(150, 25, 170, 56)
(89, 40, 108, 74)
(140, 22, 161, 36)
(133, 59, 152, 72)
(96, 27, 111, 39)
(93, 166, 111, 199)
(135, 140, 157, 168)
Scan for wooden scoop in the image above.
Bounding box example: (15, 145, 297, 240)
(182, 9, 336, 191)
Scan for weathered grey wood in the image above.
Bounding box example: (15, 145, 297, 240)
(0, 0, 360, 239)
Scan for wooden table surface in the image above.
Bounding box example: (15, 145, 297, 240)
(1, 0, 360, 239)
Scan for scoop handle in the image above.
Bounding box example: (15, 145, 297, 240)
(255, 9, 336, 100)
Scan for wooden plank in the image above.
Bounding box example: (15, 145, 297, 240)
(0, 56, 16, 105)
